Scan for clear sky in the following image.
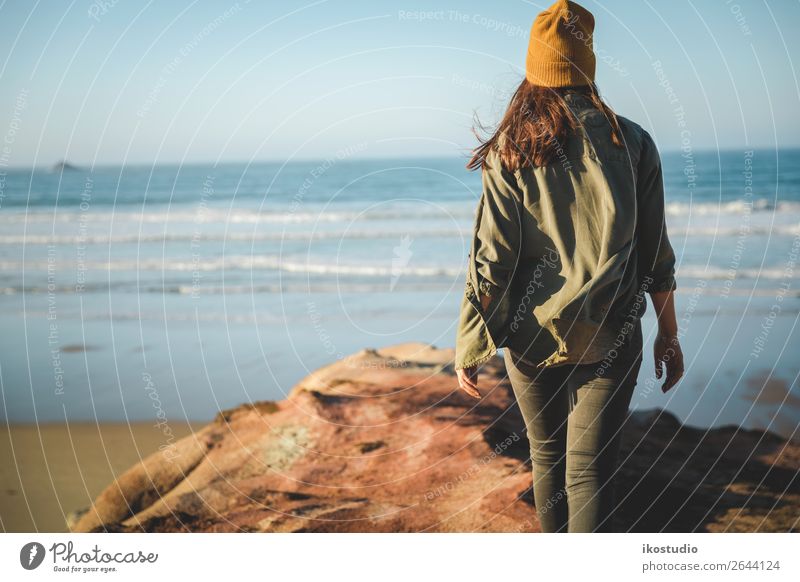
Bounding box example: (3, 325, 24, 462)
(1, 0, 799, 167)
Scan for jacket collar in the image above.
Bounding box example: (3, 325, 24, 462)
(562, 90, 593, 107)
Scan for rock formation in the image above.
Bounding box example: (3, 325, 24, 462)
(71, 343, 799, 533)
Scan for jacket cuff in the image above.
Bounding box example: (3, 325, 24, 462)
(650, 274, 677, 293)
(455, 347, 496, 370)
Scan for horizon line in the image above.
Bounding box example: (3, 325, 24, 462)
(4, 145, 800, 171)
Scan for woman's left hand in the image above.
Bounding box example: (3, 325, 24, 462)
(456, 366, 481, 399)
(654, 334, 684, 393)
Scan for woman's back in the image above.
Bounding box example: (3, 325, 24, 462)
(456, 90, 676, 369)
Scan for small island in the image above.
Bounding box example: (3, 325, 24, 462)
(50, 160, 81, 172)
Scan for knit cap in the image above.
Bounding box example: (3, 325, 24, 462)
(525, 0, 596, 87)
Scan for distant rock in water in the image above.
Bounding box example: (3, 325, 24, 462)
(70, 343, 800, 533)
(51, 160, 81, 172)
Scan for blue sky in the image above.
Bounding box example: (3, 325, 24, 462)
(1, 0, 798, 167)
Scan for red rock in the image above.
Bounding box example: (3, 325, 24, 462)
(71, 343, 799, 533)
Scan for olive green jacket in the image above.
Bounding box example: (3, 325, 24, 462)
(454, 91, 677, 370)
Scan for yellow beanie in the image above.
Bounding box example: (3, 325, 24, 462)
(525, 0, 596, 87)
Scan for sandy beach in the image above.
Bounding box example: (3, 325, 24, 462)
(0, 421, 201, 532)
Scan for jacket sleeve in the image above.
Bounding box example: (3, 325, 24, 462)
(473, 156, 525, 296)
(454, 154, 524, 370)
(636, 130, 677, 293)
(454, 286, 496, 370)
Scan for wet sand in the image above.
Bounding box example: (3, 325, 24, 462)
(0, 421, 202, 532)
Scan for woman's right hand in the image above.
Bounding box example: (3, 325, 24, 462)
(456, 366, 481, 399)
(654, 334, 684, 393)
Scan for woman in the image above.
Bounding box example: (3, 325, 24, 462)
(454, 0, 684, 533)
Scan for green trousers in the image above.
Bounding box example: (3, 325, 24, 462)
(503, 320, 643, 533)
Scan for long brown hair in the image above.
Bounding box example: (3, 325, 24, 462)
(467, 80, 624, 172)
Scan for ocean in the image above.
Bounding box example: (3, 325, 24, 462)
(1, 150, 799, 438)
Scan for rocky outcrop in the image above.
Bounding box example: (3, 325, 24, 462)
(71, 343, 799, 533)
